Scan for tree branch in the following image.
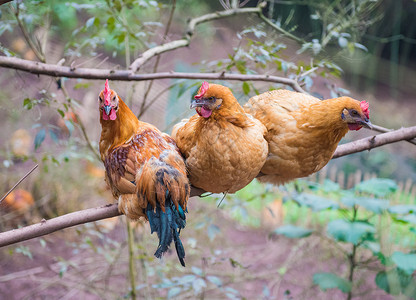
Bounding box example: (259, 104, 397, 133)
(0, 204, 121, 247)
(1, 126, 416, 248)
(0, 0, 13, 6)
(129, 5, 264, 72)
(0, 56, 306, 92)
(332, 126, 416, 159)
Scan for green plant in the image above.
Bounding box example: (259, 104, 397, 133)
(272, 177, 416, 298)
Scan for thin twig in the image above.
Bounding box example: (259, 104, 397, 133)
(138, 0, 177, 118)
(128, 1, 304, 74)
(126, 220, 137, 300)
(0, 164, 38, 204)
(12, 3, 45, 62)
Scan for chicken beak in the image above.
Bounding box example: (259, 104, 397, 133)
(104, 105, 112, 116)
(190, 98, 208, 109)
(362, 118, 373, 129)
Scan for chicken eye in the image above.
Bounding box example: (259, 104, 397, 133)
(351, 109, 359, 116)
(112, 96, 116, 101)
(99, 96, 103, 102)
(209, 97, 215, 101)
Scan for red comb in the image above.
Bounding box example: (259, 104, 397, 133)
(194, 81, 209, 99)
(360, 101, 369, 119)
(104, 79, 111, 105)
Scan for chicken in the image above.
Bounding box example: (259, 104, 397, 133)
(98, 80, 190, 266)
(172, 81, 268, 193)
(244, 89, 372, 185)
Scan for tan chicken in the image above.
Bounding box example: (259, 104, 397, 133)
(244, 89, 372, 185)
(172, 81, 268, 193)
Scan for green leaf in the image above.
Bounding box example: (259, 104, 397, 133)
(388, 205, 416, 214)
(207, 276, 222, 287)
(64, 120, 74, 136)
(49, 129, 59, 143)
(313, 272, 351, 293)
(192, 278, 207, 294)
(242, 82, 250, 95)
(85, 17, 96, 28)
(34, 128, 46, 150)
(15, 246, 33, 260)
(57, 109, 65, 118)
(191, 266, 203, 276)
(23, 98, 33, 110)
(376, 269, 416, 297)
(207, 224, 220, 241)
(327, 219, 375, 244)
(355, 178, 397, 197)
(292, 193, 338, 211)
(341, 197, 389, 214)
(167, 287, 182, 299)
(273, 224, 313, 238)
(396, 214, 416, 224)
(107, 16, 115, 33)
(391, 252, 416, 275)
(73, 83, 92, 90)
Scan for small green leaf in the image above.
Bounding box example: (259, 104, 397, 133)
(388, 205, 416, 214)
(341, 197, 389, 214)
(396, 214, 416, 224)
(242, 82, 250, 95)
(273, 224, 313, 239)
(191, 266, 203, 276)
(313, 272, 351, 293)
(15, 246, 33, 260)
(85, 17, 95, 28)
(355, 178, 397, 197)
(57, 109, 65, 118)
(391, 252, 416, 275)
(73, 83, 92, 90)
(207, 224, 220, 241)
(64, 120, 74, 136)
(327, 219, 374, 244)
(34, 128, 46, 150)
(49, 129, 59, 143)
(23, 98, 33, 110)
(207, 276, 222, 287)
(167, 287, 182, 299)
(192, 278, 207, 294)
(292, 193, 338, 211)
(375, 268, 416, 296)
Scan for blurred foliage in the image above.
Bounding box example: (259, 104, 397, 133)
(0, 0, 415, 299)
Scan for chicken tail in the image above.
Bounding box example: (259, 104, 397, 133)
(136, 155, 189, 266)
(146, 191, 187, 267)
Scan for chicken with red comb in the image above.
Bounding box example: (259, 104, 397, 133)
(244, 89, 372, 185)
(98, 80, 190, 266)
(172, 81, 268, 194)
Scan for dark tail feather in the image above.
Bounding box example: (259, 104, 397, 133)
(146, 191, 187, 267)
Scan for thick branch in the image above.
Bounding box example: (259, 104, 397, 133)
(0, 0, 13, 5)
(1, 126, 416, 248)
(332, 126, 416, 159)
(0, 204, 121, 247)
(0, 56, 306, 92)
(129, 6, 263, 72)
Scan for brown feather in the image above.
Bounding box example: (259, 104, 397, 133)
(99, 91, 189, 221)
(245, 89, 369, 185)
(172, 83, 268, 193)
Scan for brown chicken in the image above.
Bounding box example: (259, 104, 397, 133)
(98, 80, 190, 266)
(172, 82, 268, 193)
(244, 89, 372, 185)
